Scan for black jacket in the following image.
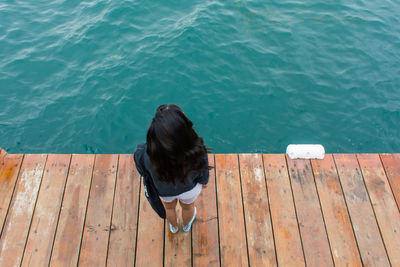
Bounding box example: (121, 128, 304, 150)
(134, 143, 210, 217)
(134, 143, 166, 219)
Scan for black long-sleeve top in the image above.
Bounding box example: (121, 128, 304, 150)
(134, 143, 209, 197)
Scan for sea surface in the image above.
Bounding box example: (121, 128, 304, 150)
(1, 0, 399, 153)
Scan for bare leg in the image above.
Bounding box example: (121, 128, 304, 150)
(180, 201, 195, 227)
(162, 199, 178, 228)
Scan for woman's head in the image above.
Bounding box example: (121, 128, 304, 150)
(146, 104, 209, 184)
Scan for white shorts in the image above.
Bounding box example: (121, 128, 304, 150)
(159, 183, 202, 204)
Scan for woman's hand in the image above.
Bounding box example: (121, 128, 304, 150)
(202, 184, 208, 189)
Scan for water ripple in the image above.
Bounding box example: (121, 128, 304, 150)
(1, 0, 400, 153)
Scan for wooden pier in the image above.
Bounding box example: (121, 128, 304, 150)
(0, 148, 399, 266)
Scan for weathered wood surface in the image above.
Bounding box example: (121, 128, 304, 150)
(215, 154, 249, 266)
(311, 155, 362, 266)
(357, 154, 400, 266)
(22, 154, 71, 267)
(107, 154, 141, 266)
(334, 154, 390, 266)
(135, 180, 164, 267)
(192, 154, 219, 267)
(263, 154, 305, 266)
(50, 154, 95, 267)
(0, 154, 47, 267)
(380, 154, 400, 211)
(239, 154, 276, 266)
(0, 153, 23, 236)
(164, 215, 191, 267)
(78, 154, 118, 266)
(0, 150, 398, 267)
(287, 158, 333, 267)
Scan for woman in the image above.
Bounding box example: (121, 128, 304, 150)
(136, 104, 211, 233)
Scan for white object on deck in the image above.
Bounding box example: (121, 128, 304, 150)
(286, 144, 325, 159)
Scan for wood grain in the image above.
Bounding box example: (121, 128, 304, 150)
(239, 154, 276, 266)
(357, 154, 400, 266)
(311, 155, 362, 266)
(192, 154, 220, 267)
(0, 148, 7, 161)
(50, 154, 95, 267)
(0, 154, 47, 267)
(22, 154, 71, 267)
(164, 217, 191, 267)
(78, 154, 118, 266)
(263, 154, 305, 267)
(0, 153, 23, 235)
(0, 152, 396, 266)
(107, 154, 141, 266)
(135, 179, 164, 267)
(380, 154, 400, 211)
(286, 157, 333, 267)
(334, 154, 389, 266)
(215, 154, 248, 267)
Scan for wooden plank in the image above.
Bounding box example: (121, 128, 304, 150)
(333, 154, 390, 266)
(263, 154, 305, 266)
(311, 155, 362, 266)
(0, 153, 23, 235)
(21, 154, 71, 266)
(107, 154, 141, 266)
(164, 216, 191, 267)
(192, 154, 219, 267)
(357, 154, 400, 266)
(135, 179, 164, 267)
(78, 154, 118, 266)
(215, 154, 248, 267)
(380, 154, 400, 211)
(0, 148, 6, 158)
(50, 154, 95, 266)
(286, 157, 334, 267)
(0, 154, 47, 267)
(238, 154, 276, 266)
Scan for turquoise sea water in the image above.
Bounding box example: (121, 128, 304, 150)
(1, 0, 399, 153)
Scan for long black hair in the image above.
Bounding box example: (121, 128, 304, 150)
(146, 104, 210, 184)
